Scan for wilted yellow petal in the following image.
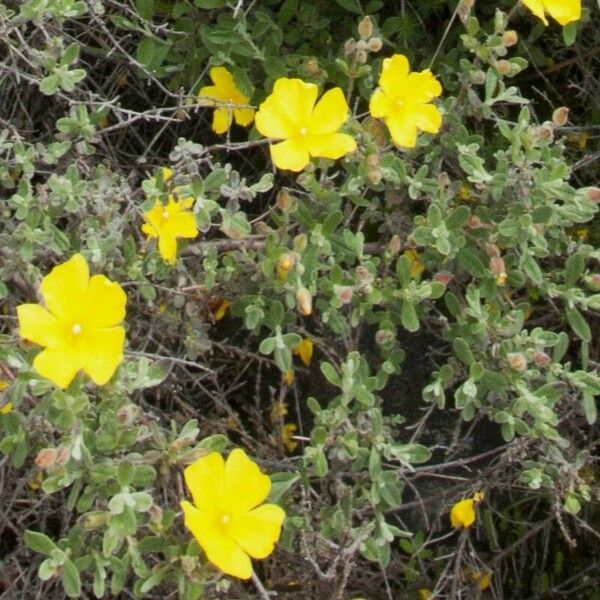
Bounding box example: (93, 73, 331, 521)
(294, 338, 314, 367)
(283, 369, 295, 386)
(450, 498, 476, 529)
(281, 423, 298, 452)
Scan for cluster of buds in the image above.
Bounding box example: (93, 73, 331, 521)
(344, 16, 383, 65)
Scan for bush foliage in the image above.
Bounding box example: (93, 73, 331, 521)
(1, 0, 600, 598)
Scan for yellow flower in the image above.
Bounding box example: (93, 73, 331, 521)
(450, 491, 485, 529)
(464, 566, 492, 590)
(181, 449, 286, 579)
(418, 589, 432, 600)
(16, 254, 126, 389)
(403, 249, 425, 278)
(0, 402, 12, 415)
(281, 423, 298, 452)
(293, 338, 314, 367)
(522, 0, 581, 26)
(269, 400, 288, 424)
(198, 66, 255, 134)
(142, 195, 198, 265)
(369, 54, 442, 148)
(212, 299, 231, 322)
(255, 78, 357, 172)
(28, 471, 44, 490)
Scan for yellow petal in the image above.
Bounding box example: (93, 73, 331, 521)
(184, 452, 225, 514)
(212, 107, 233, 135)
(198, 85, 227, 103)
(158, 235, 178, 264)
(269, 138, 310, 172)
(40, 254, 89, 322)
(0, 402, 12, 415)
(403, 104, 442, 134)
(307, 133, 357, 161)
(379, 54, 410, 98)
(141, 223, 158, 238)
(450, 498, 476, 529)
(163, 211, 198, 240)
(544, 0, 580, 25)
(308, 87, 349, 135)
(255, 101, 296, 139)
(17, 304, 66, 347)
(83, 275, 127, 330)
(213, 299, 231, 321)
(405, 70, 442, 104)
(268, 78, 318, 130)
(522, 0, 549, 24)
(181, 500, 253, 580)
(209, 66, 240, 99)
(386, 115, 418, 148)
(233, 107, 255, 127)
(223, 448, 271, 514)
(294, 338, 313, 367)
(81, 327, 125, 385)
(369, 89, 391, 119)
(230, 503, 286, 559)
(33, 343, 82, 389)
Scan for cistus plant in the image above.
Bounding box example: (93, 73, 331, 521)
(1, 0, 600, 598)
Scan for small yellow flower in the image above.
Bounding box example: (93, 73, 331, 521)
(0, 402, 12, 415)
(418, 589, 432, 600)
(142, 194, 198, 265)
(16, 254, 126, 389)
(281, 423, 298, 452)
(457, 184, 472, 202)
(212, 299, 231, 322)
(403, 249, 425, 278)
(293, 338, 314, 367)
(255, 78, 357, 172)
(450, 491, 484, 529)
(181, 449, 286, 579)
(522, 0, 581, 26)
(28, 471, 44, 490)
(199, 67, 255, 134)
(464, 566, 492, 591)
(369, 54, 442, 148)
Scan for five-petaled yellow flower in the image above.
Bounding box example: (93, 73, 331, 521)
(369, 54, 442, 148)
(16, 254, 126, 389)
(255, 78, 357, 172)
(142, 169, 198, 265)
(181, 448, 286, 579)
(522, 0, 581, 26)
(199, 66, 255, 134)
(450, 491, 484, 529)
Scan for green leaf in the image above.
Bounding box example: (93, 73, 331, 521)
(24, 530, 58, 556)
(333, 0, 362, 13)
(195, 0, 226, 7)
(457, 247, 486, 277)
(400, 300, 419, 332)
(581, 392, 597, 425)
(564, 253, 584, 287)
(566, 307, 591, 342)
(268, 472, 299, 503)
(446, 205, 470, 229)
(136, 0, 154, 19)
(453, 338, 474, 366)
(62, 559, 82, 598)
(320, 362, 341, 386)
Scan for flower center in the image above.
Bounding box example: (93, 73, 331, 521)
(72, 323, 82, 335)
(299, 127, 307, 136)
(162, 210, 170, 219)
(219, 513, 231, 525)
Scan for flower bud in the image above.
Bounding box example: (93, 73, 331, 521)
(304, 58, 320, 75)
(389, 234, 402, 255)
(534, 124, 554, 144)
(437, 172, 450, 187)
(502, 30, 518, 47)
(357, 16, 373, 40)
(344, 38, 357, 56)
(507, 352, 527, 372)
(367, 37, 383, 52)
(467, 215, 482, 229)
(355, 49, 368, 64)
(276, 189, 294, 212)
(355, 266, 372, 284)
(368, 168, 382, 185)
(35, 448, 57, 469)
(148, 504, 163, 523)
(375, 329, 395, 347)
(82, 512, 108, 531)
(337, 286, 354, 304)
(293, 234, 307, 253)
(116, 404, 138, 426)
(355, 39, 368, 52)
(55, 446, 71, 466)
(532, 351, 551, 368)
(296, 287, 312, 316)
(490, 255, 507, 286)
(585, 187, 600, 204)
(552, 107, 569, 127)
(433, 271, 455, 286)
(277, 253, 294, 282)
(495, 60, 512, 76)
(585, 274, 600, 292)
(471, 70, 486, 85)
(366, 153, 380, 167)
